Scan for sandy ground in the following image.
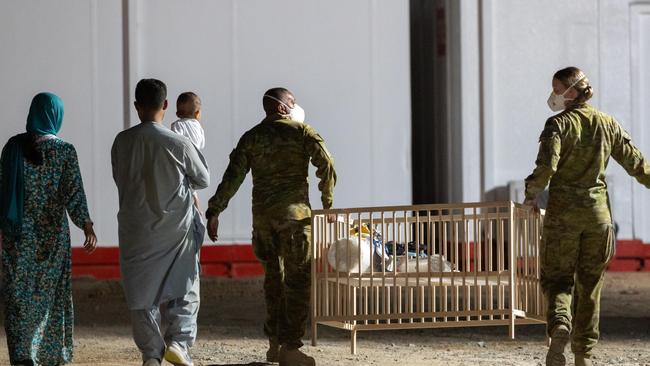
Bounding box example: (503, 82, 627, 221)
(0, 272, 649, 366)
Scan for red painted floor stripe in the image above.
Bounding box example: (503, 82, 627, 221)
(69, 240, 650, 279)
(615, 240, 645, 258)
(607, 258, 643, 272)
(71, 244, 261, 279)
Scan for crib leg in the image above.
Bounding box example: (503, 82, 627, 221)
(509, 314, 516, 340)
(351, 330, 357, 355)
(311, 321, 318, 346)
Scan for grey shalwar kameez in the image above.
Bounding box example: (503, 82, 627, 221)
(111, 122, 209, 361)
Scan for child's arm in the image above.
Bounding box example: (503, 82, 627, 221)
(193, 191, 201, 211)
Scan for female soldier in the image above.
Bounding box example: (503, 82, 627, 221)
(525, 67, 650, 366)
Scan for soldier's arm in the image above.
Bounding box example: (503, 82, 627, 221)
(524, 119, 562, 201)
(305, 126, 337, 209)
(206, 136, 250, 218)
(611, 122, 650, 188)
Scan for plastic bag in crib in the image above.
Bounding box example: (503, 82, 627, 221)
(327, 234, 372, 273)
(396, 254, 454, 273)
(349, 224, 392, 272)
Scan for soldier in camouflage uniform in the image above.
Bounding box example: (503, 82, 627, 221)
(206, 87, 336, 366)
(525, 67, 650, 366)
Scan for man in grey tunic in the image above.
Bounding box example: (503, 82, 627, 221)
(111, 79, 210, 366)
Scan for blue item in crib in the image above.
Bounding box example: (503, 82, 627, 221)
(371, 228, 387, 256)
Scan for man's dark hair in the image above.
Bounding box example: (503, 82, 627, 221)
(176, 92, 201, 118)
(135, 78, 167, 109)
(262, 87, 291, 113)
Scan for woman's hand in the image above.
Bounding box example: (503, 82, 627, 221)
(83, 222, 97, 254)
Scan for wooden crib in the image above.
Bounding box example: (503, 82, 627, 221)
(310, 201, 546, 354)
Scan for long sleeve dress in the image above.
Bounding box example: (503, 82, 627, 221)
(1, 137, 91, 365)
(111, 122, 209, 310)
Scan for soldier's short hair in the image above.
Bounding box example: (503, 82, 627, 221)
(263, 87, 292, 113)
(176, 92, 201, 118)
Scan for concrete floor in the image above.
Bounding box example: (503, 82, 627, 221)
(0, 273, 649, 365)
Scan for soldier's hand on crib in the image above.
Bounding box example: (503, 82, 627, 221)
(327, 214, 337, 223)
(523, 198, 540, 213)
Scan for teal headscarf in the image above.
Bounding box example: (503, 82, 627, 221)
(0, 92, 64, 233)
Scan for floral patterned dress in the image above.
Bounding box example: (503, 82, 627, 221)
(1, 137, 91, 365)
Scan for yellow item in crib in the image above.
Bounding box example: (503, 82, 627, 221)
(349, 224, 371, 237)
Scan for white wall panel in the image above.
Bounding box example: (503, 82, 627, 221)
(0, 0, 123, 246)
(631, 4, 650, 240)
(458, 0, 650, 240)
(0, 0, 411, 244)
(490, 0, 600, 188)
(135, 0, 411, 242)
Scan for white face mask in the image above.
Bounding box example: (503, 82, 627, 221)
(547, 75, 586, 112)
(288, 103, 305, 123)
(263, 94, 306, 123)
(547, 91, 570, 112)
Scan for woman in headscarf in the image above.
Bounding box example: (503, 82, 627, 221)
(0, 92, 97, 366)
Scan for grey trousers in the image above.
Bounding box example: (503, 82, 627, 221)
(130, 277, 200, 361)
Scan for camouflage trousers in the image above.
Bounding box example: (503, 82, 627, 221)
(252, 216, 312, 349)
(541, 217, 615, 357)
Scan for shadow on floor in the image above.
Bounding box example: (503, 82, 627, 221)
(307, 316, 650, 344)
(207, 363, 271, 366)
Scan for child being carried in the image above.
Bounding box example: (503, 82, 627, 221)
(171, 91, 205, 211)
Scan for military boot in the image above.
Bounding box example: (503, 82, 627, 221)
(278, 345, 316, 366)
(546, 324, 570, 366)
(267, 339, 280, 363)
(574, 354, 593, 366)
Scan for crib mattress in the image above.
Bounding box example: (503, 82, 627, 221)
(317, 271, 537, 287)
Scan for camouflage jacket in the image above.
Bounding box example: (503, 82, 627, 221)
(207, 114, 336, 220)
(525, 104, 650, 223)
